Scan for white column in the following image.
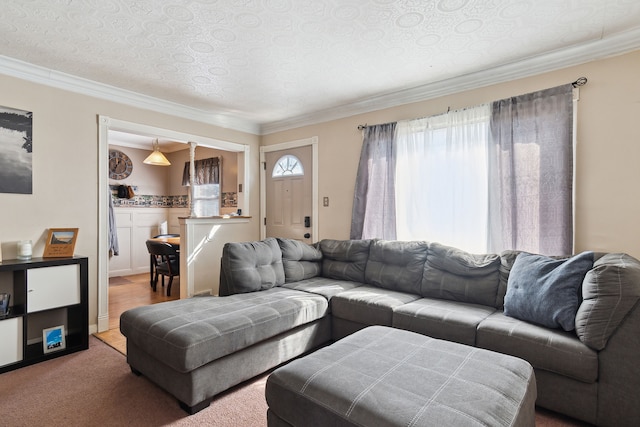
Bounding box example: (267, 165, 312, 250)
(189, 141, 197, 217)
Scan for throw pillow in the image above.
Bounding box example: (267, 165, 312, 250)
(504, 251, 594, 331)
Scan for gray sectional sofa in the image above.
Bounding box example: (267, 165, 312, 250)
(120, 237, 640, 426)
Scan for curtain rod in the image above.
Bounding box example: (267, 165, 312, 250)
(357, 121, 395, 131)
(357, 77, 588, 130)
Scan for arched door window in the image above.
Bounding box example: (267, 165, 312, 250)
(272, 154, 304, 177)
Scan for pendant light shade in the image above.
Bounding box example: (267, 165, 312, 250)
(143, 139, 171, 166)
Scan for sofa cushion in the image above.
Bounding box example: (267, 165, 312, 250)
(575, 253, 640, 350)
(331, 285, 420, 326)
(393, 298, 496, 346)
(364, 239, 427, 295)
(504, 251, 594, 331)
(476, 312, 598, 383)
(120, 287, 328, 373)
(320, 239, 371, 283)
(422, 242, 501, 307)
(277, 238, 322, 282)
(282, 276, 363, 303)
(219, 237, 284, 296)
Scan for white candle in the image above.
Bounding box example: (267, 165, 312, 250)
(17, 240, 32, 260)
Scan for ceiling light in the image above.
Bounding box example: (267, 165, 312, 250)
(143, 139, 171, 166)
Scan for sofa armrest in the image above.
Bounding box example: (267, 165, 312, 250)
(597, 300, 640, 426)
(575, 253, 640, 350)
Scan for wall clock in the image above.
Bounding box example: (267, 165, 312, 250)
(109, 149, 133, 180)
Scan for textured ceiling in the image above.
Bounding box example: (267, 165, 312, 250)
(1, 0, 640, 135)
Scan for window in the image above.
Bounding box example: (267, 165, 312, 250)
(395, 105, 491, 253)
(352, 84, 575, 255)
(272, 155, 304, 177)
(182, 156, 221, 217)
(192, 183, 220, 217)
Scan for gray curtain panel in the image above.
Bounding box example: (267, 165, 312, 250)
(182, 156, 220, 186)
(350, 123, 397, 240)
(488, 84, 574, 255)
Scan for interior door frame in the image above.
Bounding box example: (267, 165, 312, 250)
(260, 137, 318, 242)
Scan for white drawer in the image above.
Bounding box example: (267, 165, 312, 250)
(27, 264, 81, 313)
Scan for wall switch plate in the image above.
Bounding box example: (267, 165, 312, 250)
(323, 197, 329, 207)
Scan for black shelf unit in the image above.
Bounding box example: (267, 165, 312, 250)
(0, 256, 88, 374)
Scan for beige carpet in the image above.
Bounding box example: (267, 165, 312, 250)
(0, 336, 590, 426)
(0, 337, 268, 426)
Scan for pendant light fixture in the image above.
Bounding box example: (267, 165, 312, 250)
(143, 139, 171, 166)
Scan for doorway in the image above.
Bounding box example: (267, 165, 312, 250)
(260, 137, 318, 242)
(98, 116, 251, 333)
(265, 145, 312, 243)
(103, 131, 186, 349)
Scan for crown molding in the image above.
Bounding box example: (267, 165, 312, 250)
(0, 55, 261, 135)
(260, 27, 640, 135)
(2, 25, 639, 137)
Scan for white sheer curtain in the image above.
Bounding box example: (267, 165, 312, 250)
(395, 104, 491, 252)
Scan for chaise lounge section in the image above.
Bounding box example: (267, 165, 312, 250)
(120, 237, 640, 426)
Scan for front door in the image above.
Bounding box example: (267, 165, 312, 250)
(265, 145, 313, 243)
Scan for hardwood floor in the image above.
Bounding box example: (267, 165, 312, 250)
(94, 273, 179, 354)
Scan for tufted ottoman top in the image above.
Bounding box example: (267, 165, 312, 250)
(266, 325, 536, 427)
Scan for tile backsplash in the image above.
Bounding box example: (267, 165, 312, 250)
(111, 186, 237, 208)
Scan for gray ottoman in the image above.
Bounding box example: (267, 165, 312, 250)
(266, 326, 536, 427)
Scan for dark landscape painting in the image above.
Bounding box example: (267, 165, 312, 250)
(0, 105, 33, 194)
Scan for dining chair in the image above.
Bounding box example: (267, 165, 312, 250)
(148, 234, 180, 287)
(146, 240, 180, 296)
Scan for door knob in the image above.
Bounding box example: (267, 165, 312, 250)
(304, 233, 311, 239)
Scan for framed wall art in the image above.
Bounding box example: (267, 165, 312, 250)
(43, 228, 79, 258)
(0, 105, 33, 194)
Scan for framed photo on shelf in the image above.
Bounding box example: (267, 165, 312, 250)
(43, 228, 78, 258)
(43, 325, 66, 353)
